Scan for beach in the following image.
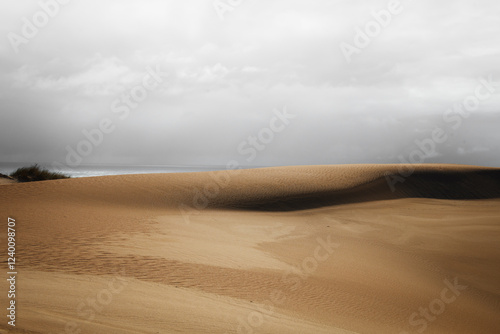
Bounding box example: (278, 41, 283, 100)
(1, 164, 499, 333)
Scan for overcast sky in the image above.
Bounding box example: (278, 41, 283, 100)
(1, 0, 499, 168)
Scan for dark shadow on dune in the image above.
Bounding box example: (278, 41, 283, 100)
(212, 170, 500, 212)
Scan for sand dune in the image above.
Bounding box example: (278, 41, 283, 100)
(1, 164, 499, 333)
(0, 174, 16, 185)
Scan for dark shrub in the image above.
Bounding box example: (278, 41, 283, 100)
(10, 164, 70, 182)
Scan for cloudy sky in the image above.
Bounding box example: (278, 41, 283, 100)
(1, 0, 499, 168)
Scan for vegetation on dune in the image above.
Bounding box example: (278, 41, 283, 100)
(9, 164, 70, 182)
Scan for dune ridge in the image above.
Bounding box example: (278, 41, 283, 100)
(2, 164, 500, 211)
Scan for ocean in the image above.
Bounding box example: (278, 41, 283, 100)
(0, 163, 254, 179)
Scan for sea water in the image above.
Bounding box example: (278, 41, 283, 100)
(0, 162, 254, 178)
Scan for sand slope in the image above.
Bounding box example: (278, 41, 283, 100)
(1, 164, 499, 333)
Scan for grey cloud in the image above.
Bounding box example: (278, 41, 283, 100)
(0, 0, 499, 168)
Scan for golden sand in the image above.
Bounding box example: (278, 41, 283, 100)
(1, 164, 499, 333)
